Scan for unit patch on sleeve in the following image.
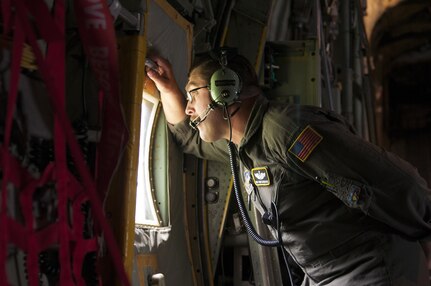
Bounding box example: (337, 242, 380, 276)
(288, 125, 323, 162)
(251, 167, 271, 186)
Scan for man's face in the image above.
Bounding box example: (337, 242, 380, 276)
(185, 69, 226, 142)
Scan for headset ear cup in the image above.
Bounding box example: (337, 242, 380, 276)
(209, 67, 241, 105)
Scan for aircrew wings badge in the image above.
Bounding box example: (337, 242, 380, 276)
(288, 125, 322, 162)
(251, 167, 271, 186)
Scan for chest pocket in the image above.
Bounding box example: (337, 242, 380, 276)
(242, 166, 279, 214)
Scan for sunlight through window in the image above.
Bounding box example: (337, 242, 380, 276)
(135, 91, 161, 226)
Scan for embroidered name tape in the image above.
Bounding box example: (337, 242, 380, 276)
(289, 125, 322, 162)
(251, 167, 271, 186)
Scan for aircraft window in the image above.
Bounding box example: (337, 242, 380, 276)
(135, 90, 168, 227)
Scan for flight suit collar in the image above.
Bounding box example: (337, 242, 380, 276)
(239, 94, 269, 148)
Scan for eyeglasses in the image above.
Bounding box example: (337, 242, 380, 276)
(186, 85, 208, 103)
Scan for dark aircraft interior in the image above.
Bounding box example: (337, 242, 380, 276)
(1, 0, 430, 285)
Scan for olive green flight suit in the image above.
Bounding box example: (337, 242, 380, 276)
(168, 95, 431, 285)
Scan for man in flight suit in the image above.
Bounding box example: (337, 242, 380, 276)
(146, 51, 431, 285)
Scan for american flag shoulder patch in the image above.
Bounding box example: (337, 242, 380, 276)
(288, 125, 323, 162)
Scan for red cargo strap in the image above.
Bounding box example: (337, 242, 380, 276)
(73, 0, 129, 201)
(0, 0, 130, 285)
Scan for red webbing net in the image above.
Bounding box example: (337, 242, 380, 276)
(0, 0, 130, 285)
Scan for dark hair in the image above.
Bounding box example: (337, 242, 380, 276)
(190, 50, 259, 88)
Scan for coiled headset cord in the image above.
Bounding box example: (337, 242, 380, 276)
(225, 104, 294, 285)
(227, 141, 279, 246)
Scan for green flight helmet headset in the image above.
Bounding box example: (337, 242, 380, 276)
(208, 49, 242, 106)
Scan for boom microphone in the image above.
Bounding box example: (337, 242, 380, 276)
(189, 102, 217, 129)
